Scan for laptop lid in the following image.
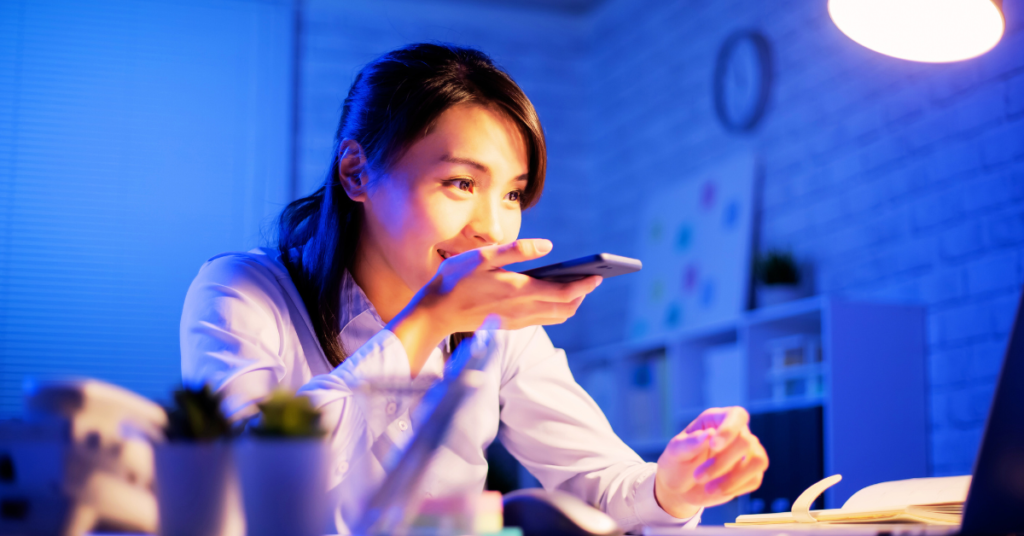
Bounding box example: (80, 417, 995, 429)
(960, 287, 1024, 535)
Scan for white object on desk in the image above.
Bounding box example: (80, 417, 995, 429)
(733, 475, 970, 526)
(0, 379, 165, 536)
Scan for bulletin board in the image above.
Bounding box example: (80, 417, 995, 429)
(628, 154, 757, 339)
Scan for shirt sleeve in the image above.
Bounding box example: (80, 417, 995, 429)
(180, 254, 415, 534)
(496, 326, 702, 532)
(180, 254, 291, 421)
(180, 253, 409, 473)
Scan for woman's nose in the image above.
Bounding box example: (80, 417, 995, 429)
(469, 199, 504, 245)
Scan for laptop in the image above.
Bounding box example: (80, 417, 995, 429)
(655, 287, 1024, 536)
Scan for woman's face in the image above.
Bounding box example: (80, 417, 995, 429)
(358, 103, 529, 293)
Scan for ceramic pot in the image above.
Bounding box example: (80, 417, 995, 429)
(756, 284, 804, 308)
(154, 441, 244, 536)
(234, 438, 330, 536)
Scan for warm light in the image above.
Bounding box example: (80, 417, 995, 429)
(828, 0, 1005, 63)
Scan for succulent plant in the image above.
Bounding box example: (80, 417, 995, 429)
(756, 249, 800, 285)
(251, 390, 325, 439)
(165, 384, 233, 441)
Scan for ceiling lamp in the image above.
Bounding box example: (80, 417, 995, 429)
(828, 0, 1005, 63)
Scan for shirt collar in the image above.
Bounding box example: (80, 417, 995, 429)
(339, 269, 382, 330)
(338, 270, 452, 356)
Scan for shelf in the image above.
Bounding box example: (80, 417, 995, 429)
(569, 297, 826, 362)
(567, 296, 928, 511)
(745, 295, 824, 326)
(745, 397, 824, 416)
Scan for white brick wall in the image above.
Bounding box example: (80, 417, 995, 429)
(585, 0, 1024, 476)
(299, 0, 1024, 476)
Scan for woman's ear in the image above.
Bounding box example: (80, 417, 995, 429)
(337, 139, 370, 202)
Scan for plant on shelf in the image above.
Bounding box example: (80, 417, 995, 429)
(236, 390, 331, 536)
(157, 384, 244, 536)
(754, 249, 805, 308)
(755, 249, 799, 286)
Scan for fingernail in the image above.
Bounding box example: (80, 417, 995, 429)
(536, 239, 552, 253)
(595, 277, 603, 287)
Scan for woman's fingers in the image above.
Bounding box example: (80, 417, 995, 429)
(436, 241, 605, 332)
(515, 274, 601, 302)
(704, 446, 769, 497)
(481, 239, 553, 268)
(664, 429, 712, 463)
(709, 408, 750, 452)
(708, 472, 763, 502)
(684, 406, 750, 454)
(729, 473, 765, 498)
(502, 298, 588, 329)
(694, 429, 758, 482)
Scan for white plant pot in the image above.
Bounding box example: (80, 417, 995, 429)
(757, 284, 804, 308)
(234, 438, 330, 536)
(155, 442, 245, 536)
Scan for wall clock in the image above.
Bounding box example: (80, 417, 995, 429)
(714, 30, 772, 132)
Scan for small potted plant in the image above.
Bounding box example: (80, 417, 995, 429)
(755, 249, 806, 307)
(234, 390, 331, 536)
(156, 384, 244, 536)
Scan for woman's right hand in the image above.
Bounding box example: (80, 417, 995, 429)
(387, 239, 602, 374)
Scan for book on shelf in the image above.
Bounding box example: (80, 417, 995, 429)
(730, 474, 970, 526)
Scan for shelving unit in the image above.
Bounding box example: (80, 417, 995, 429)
(567, 296, 928, 523)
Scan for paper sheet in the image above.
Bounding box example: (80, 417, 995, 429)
(841, 476, 971, 513)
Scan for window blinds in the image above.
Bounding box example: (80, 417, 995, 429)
(0, 0, 294, 415)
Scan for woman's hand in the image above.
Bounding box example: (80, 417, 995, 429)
(654, 407, 769, 519)
(388, 239, 602, 374)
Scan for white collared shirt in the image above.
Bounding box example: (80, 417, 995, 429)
(180, 248, 701, 534)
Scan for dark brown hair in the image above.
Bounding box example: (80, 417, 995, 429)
(278, 43, 547, 367)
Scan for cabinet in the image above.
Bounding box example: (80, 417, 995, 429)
(567, 296, 928, 523)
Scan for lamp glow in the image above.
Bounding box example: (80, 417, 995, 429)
(828, 0, 1004, 63)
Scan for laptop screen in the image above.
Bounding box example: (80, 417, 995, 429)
(960, 288, 1024, 535)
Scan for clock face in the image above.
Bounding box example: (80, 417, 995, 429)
(714, 31, 772, 132)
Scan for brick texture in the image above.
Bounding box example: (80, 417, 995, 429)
(300, 0, 1024, 477)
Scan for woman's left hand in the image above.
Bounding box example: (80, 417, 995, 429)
(653, 407, 769, 519)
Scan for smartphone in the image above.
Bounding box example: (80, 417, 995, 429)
(519, 253, 642, 283)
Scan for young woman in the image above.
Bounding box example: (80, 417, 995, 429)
(181, 43, 767, 534)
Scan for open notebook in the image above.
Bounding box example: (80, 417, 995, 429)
(730, 475, 971, 526)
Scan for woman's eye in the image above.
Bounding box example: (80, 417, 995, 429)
(506, 190, 522, 203)
(449, 179, 474, 192)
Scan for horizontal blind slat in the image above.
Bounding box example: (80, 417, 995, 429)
(0, 0, 294, 416)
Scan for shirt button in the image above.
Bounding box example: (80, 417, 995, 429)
(397, 420, 409, 431)
(336, 461, 349, 475)
(386, 402, 397, 415)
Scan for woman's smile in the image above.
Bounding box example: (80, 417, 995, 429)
(350, 102, 529, 310)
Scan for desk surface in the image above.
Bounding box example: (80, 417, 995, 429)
(648, 525, 961, 536)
